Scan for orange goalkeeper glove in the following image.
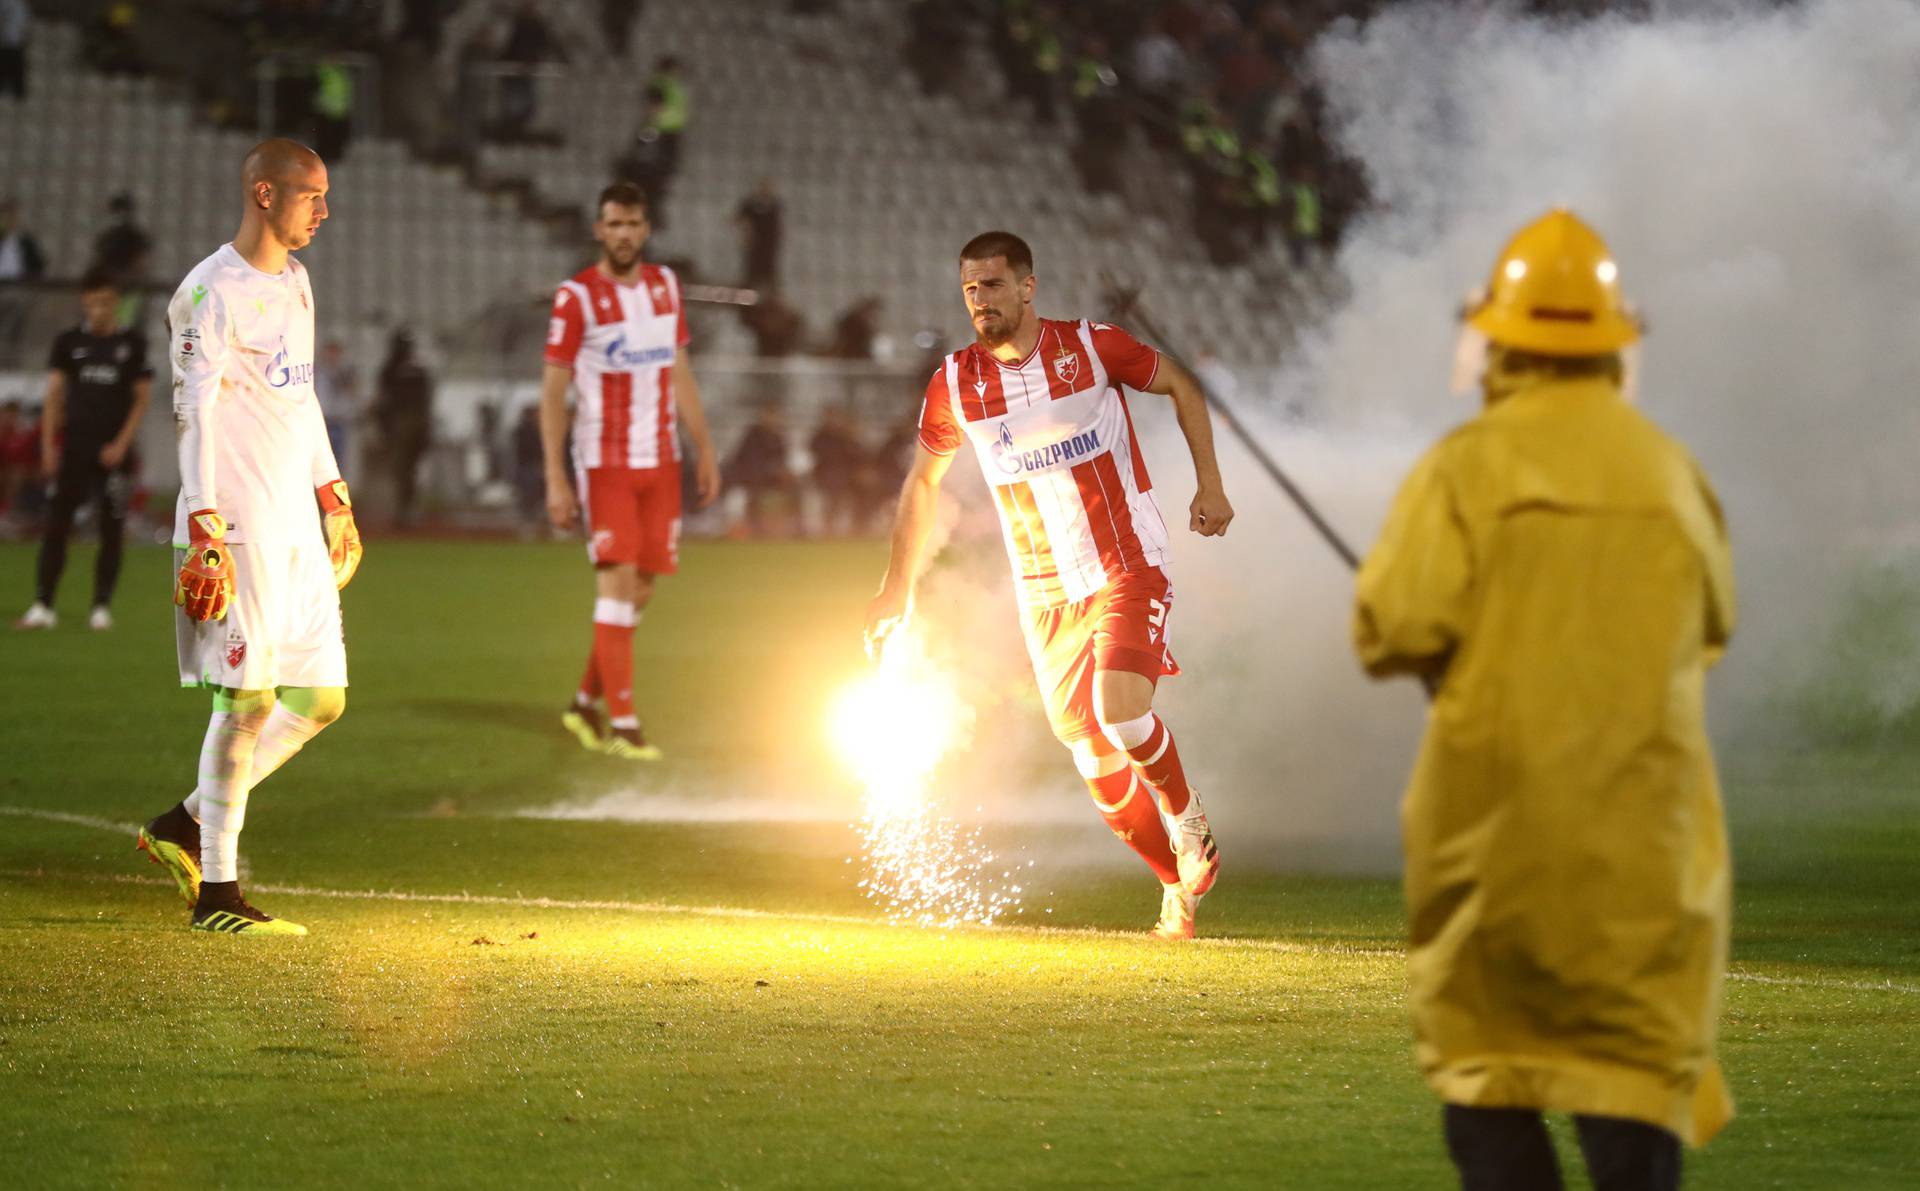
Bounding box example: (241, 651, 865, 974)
(175, 509, 234, 622)
(318, 479, 362, 589)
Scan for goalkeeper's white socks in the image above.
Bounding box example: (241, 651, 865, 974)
(184, 703, 335, 881)
(190, 706, 270, 883)
(184, 704, 332, 820)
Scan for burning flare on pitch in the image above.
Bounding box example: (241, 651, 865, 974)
(830, 626, 1025, 927)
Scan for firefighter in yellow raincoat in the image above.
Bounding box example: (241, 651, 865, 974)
(1354, 210, 1736, 1191)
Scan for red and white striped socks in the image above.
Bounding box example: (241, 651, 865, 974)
(1102, 711, 1197, 818)
(1085, 766, 1180, 885)
(580, 597, 639, 730)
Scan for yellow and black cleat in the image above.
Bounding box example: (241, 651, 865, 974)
(561, 706, 606, 752)
(190, 898, 307, 937)
(601, 727, 664, 762)
(136, 824, 202, 907)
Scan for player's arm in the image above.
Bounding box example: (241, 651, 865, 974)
(300, 376, 361, 590)
(864, 442, 955, 657)
(39, 369, 66, 477)
(171, 287, 237, 622)
(1138, 353, 1234, 538)
(101, 376, 149, 470)
(540, 284, 587, 529)
(671, 348, 721, 508)
(538, 361, 578, 529)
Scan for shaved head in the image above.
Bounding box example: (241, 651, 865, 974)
(243, 138, 323, 193)
(237, 138, 329, 256)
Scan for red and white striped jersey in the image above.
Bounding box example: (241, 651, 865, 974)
(919, 318, 1172, 608)
(545, 263, 691, 469)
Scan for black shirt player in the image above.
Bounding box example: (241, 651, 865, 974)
(16, 269, 151, 631)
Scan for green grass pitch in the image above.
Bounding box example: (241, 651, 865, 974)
(1, 539, 1916, 1188)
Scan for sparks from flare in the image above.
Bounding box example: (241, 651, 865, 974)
(830, 625, 1027, 927)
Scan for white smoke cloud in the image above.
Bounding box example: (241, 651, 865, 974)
(1125, 0, 1920, 868)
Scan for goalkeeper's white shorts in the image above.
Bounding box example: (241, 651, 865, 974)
(175, 541, 347, 691)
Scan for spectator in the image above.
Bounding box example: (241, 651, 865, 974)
(639, 55, 688, 222)
(0, 400, 25, 520)
(825, 296, 883, 361)
(497, 2, 558, 142)
(1130, 15, 1189, 105)
(905, 0, 965, 97)
(373, 329, 434, 525)
(0, 199, 45, 355)
(600, 0, 641, 54)
(314, 339, 360, 478)
(90, 193, 152, 326)
(1070, 35, 1126, 195)
(861, 414, 917, 532)
(511, 403, 545, 528)
(725, 404, 798, 537)
(0, 201, 39, 282)
(83, 2, 142, 75)
(744, 290, 806, 358)
(0, 0, 28, 99)
(734, 177, 783, 290)
(1286, 158, 1323, 267)
(807, 406, 867, 536)
(312, 59, 355, 161)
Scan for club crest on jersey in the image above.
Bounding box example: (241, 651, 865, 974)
(990, 421, 1103, 477)
(225, 635, 247, 670)
(1052, 344, 1079, 385)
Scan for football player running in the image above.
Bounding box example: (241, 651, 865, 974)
(541, 182, 721, 760)
(864, 231, 1233, 939)
(135, 139, 361, 937)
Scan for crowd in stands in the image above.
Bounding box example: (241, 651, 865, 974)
(905, 0, 1379, 267)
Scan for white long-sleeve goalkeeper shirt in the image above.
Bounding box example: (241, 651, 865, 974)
(168, 243, 340, 547)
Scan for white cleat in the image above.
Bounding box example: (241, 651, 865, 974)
(1170, 797, 1221, 898)
(88, 606, 113, 631)
(14, 602, 56, 630)
(1151, 883, 1199, 941)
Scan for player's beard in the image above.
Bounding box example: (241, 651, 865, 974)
(606, 245, 641, 273)
(974, 305, 1022, 349)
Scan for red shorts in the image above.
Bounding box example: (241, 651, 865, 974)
(579, 464, 682, 574)
(1021, 566, 1179, 743)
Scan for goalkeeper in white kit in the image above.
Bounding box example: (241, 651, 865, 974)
(134, 139, 363, 936)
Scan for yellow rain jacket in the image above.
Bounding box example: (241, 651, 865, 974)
(1354, 374, 1736, 1145)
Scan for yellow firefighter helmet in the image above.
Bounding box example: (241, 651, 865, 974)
(1466, 209, 1640, 356)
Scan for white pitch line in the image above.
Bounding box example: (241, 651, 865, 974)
(5, 805, 1917, 994)
(0, 807, 139, 834)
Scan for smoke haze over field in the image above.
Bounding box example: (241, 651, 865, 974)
(547, 0, 1920, 879)
(925, 0, 1920, 872)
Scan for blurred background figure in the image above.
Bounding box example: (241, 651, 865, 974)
(16, 268, 149, 631)
(89, 193, 151, 327)
(0, 198, 46, 354)
(744, 289, 805, 358)
(511, 402, 545, 532)
(0, 399, 28, 527)
(807, 404, 867, 537)
(734, 176, 783, 291)
(314, 339, 361, 480)
(0, 0, 28, 99)
(724, 403, 797, 538)
(824, 295, 882, 361)
(374, 329, 435, 527)
(496, 1, 558, 143)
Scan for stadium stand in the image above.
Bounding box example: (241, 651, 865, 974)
(0, 21, 576, 376)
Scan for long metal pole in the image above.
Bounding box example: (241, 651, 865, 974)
(1101, 276, 1363, 572)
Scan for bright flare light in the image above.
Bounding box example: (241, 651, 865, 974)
(830, 627, 1026, 927)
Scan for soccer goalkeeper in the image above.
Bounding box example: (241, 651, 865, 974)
(135, 139, 361, 937)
